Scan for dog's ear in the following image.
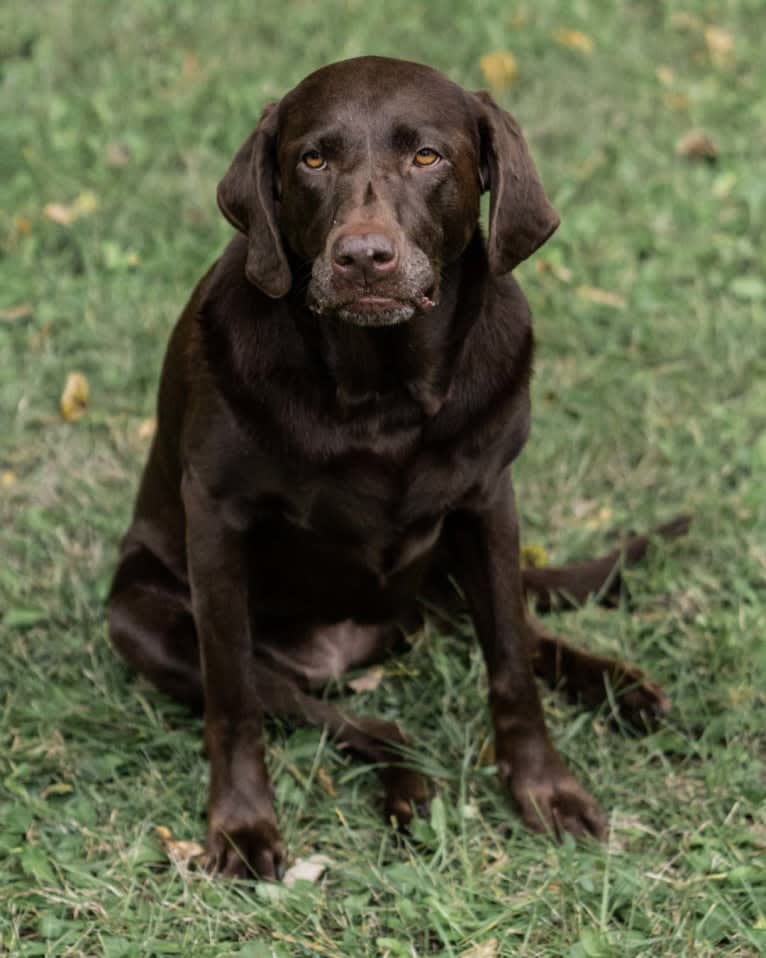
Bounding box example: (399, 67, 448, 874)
(217, 103, 291, 298)
(473, 91, 559, 274)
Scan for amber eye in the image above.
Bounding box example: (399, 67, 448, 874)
(414, 147, 440, 167)
(302, 150, 326, 170)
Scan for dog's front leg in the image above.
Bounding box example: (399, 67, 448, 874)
(182, 473, 285, 879)
(446, 474, 607, 840)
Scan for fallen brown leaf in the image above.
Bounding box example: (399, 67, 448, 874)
(182, 51, 202, 81)
(347, 665, 384, 693)
(573, 498, 597, 519)
(106, 142, 131, 167)
(554, 29, 594, 54)
(676, 129, 718, 161)
(60, 372, 90, 422)
(477, 737, 495, 767)
(479, 51, 519, 91)
(14, 214, 32, 236)
(576, 286, 626, 309)
(0, 303, 33, 322)
(2, 470, 17, 489)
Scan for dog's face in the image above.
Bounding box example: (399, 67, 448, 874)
(217, 57, 559, 326)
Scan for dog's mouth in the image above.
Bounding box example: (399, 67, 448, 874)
(334, 293, 436, 327)
(309, 291, 437, 327)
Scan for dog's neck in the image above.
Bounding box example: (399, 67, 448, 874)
(300, 232, 486, 418)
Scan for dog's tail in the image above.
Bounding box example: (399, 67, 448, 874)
(522, 514, 691, 612)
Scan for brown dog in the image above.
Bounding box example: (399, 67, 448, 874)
(109, 57, 686, 879)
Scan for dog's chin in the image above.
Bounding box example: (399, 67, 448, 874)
(337, 298, 416, 327)
(309, 294, 437, 328)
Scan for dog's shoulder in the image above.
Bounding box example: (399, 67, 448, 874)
(448, 270, 534, 414)
(198, 235, 308, 381)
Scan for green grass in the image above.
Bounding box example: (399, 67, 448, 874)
(2, 0, 765, 955)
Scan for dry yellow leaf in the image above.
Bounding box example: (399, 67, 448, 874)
(584, 506, 614, 530)
(479, 51, 519, 91)
(459, 941, 498, 958)
(44, 191, 99, 226)
(705, 26, 734, 66)
(521, 543, 549, 568)
(41, 782, 74, 799)
(676, 129, 718, 161)
(576, 286, 626, 309)
(74, 191, 98, 215)
(156, 825, 206, 867)
(60, 372, 90, 421)
(656, 66, 675, 86)
(536, 259, 573, 284)
(554, 29, 594, 54)
(664, 92, 691, 112)
(1, 470, 17, 488)
(317, 767, 336, 797)
(14, 214, 32, 236)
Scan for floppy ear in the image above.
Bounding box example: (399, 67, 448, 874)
(217, 103, 291, 298)
(473, 91, 560, 274)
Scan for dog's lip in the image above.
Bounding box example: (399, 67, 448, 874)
(308, 290, 438, 318)
(345, 292, 437, 312)
(356, 295, 401, 309)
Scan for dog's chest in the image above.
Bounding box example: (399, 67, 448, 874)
(266, 426, 502, 581)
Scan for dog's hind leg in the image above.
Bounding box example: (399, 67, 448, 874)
(108, 545, 204, 711)
(526, 616, 670, 727)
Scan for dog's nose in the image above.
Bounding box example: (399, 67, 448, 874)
(331, 233, 398, 280)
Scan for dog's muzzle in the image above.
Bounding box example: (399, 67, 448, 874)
(307, 239, 437, 327)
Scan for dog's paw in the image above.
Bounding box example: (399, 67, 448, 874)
(502, 757, 607, 841)
(382, 767, 432, 830)
(206, 814, 286, 880)
(609, 667, 671, 731)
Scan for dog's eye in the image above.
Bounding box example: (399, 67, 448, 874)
(413, 148, 441, 167)
(302, 150, 326, 170)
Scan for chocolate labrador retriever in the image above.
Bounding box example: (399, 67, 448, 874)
(109, 56, 687, 879)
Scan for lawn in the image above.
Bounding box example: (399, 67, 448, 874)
(1, 1, 765, 955)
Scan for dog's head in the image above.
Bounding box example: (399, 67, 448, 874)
(217, 57, 559, 326)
